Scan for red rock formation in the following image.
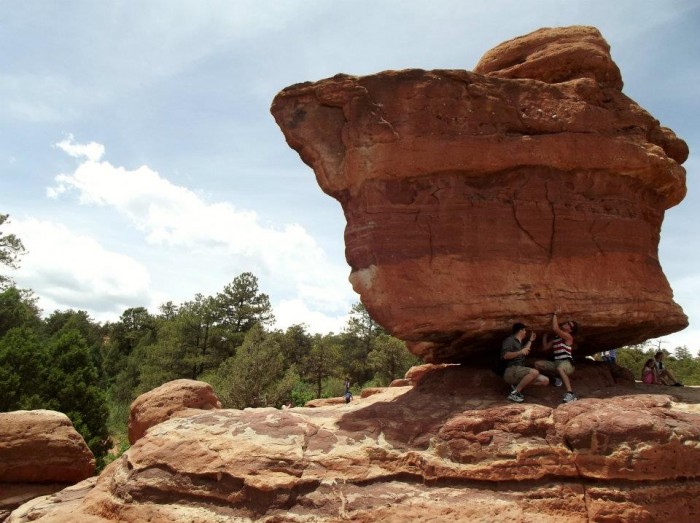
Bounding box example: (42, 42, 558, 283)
(9, 368, 699, 522)
(127, 379, 221, 444)
(271, 26, 689, 363)
(0, 410, 95, 484)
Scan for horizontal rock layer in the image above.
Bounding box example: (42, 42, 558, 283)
(271, 26, 688, 362)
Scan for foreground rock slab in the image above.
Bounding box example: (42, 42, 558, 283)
(271, 26, 689, 362)
(11, 366, 700, 522)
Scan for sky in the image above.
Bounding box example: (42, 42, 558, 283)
(1, 1, 698, 351)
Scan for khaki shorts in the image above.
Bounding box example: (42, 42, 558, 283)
(504, 365, 534, 385)
(537, 359, 575, 376)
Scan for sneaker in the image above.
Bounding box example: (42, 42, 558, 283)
(562, 391, 577, 403)
(673, 382, 684, 387)
(552, 377, 563, 387)
(507, 390, 525, 403)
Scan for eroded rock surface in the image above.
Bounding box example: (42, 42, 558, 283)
(10, 367, 699, 522)
(271, 25, 689, 362)
(0, 410, 95, 484)
(128, 379, 222, 444)
(0, 410, 95, 522)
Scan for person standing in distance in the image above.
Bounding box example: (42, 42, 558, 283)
(502, 322, 549, 403)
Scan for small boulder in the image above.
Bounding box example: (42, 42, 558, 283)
(128, 379, 221, 444)
(0, 410, 95, 484)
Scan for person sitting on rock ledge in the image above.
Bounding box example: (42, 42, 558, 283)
(641, 358, 659, 384)
(501, 323, 549, 403)
(654, 351, 684, 386)
(536, 308, 578, 403)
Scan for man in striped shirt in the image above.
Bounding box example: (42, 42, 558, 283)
(536, 308, 578, 403)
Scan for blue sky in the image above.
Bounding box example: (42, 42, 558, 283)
(1, 1, 698, 350)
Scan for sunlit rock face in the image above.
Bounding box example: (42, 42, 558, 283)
(0, 410, 95, 484)
(271, 26, 689, 363)
(9, 368, 700, 522)
(0, 410, 95, 520)
(128, 379, 222, 444)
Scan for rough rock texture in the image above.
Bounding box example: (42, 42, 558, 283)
(0, 410, 95, 484)
(4, 479, 97, 523)
(271, 25, 689, 362)
(128, 379, 221, 444)
(1, 484, 71, 523)
(10, 368, 700, 522)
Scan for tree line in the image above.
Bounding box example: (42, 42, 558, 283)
(0, 272, 420, 466)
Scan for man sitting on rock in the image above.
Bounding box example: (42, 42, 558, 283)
(502, 322, 549, 403)
(654, 351, 683, 386)
(536, 308, 578, 403)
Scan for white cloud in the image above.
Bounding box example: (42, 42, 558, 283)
(45, 137, 356, 324)
(7, 218, 152, 319)
(54, 134, 105, 162)
(274, 299, 348, 335)
(656, 273, 700, 351)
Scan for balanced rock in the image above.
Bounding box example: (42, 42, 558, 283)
(0, 410, 95, 484)
(128, 379, 221, 444)
(271, 26, 689, 362)
(11, 365, 699, 522)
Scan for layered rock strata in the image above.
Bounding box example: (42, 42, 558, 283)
(271, 26, 689, 362)
(9, 369, 700, 522)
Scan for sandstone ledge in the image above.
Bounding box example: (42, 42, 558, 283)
(11, 365, 700, 522)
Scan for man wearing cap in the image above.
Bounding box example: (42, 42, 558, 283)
(501, 322, 549, 403)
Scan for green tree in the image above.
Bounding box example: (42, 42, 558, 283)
(368, 334, 420, 385)
(0, 287, 41, 337)
(103, 307, 156, 382)
(0, 214, 25, 290)
(275, 323, 313, 369)
(45, 323, 110, 461)
(304, 335, 342, 398)
(216, 272, 274, 349)
(0, 327, 48, 411)
(340, 302, 386, 385)
(45, 309, 105, 380)
(211, 323, 292, 408)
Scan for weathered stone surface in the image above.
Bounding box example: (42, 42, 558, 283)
(1, 483, 71, 523)
(128, 379, 221, 444)
(5, 478, 98, 523)
(0, 410, 95, 484)
(474, 26, 623, 89)
(13, 368, 699, 522)
(271, 26, 689, 362)
(304, 397, 346, 407)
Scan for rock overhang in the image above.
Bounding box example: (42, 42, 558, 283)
(271, 25, 689, 363)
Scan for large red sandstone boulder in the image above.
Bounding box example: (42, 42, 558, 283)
(127, 379, 221, 444)
(9, 365, 699, 522)
(0, 410, 95, 484)
(271, 25, 688, 363)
